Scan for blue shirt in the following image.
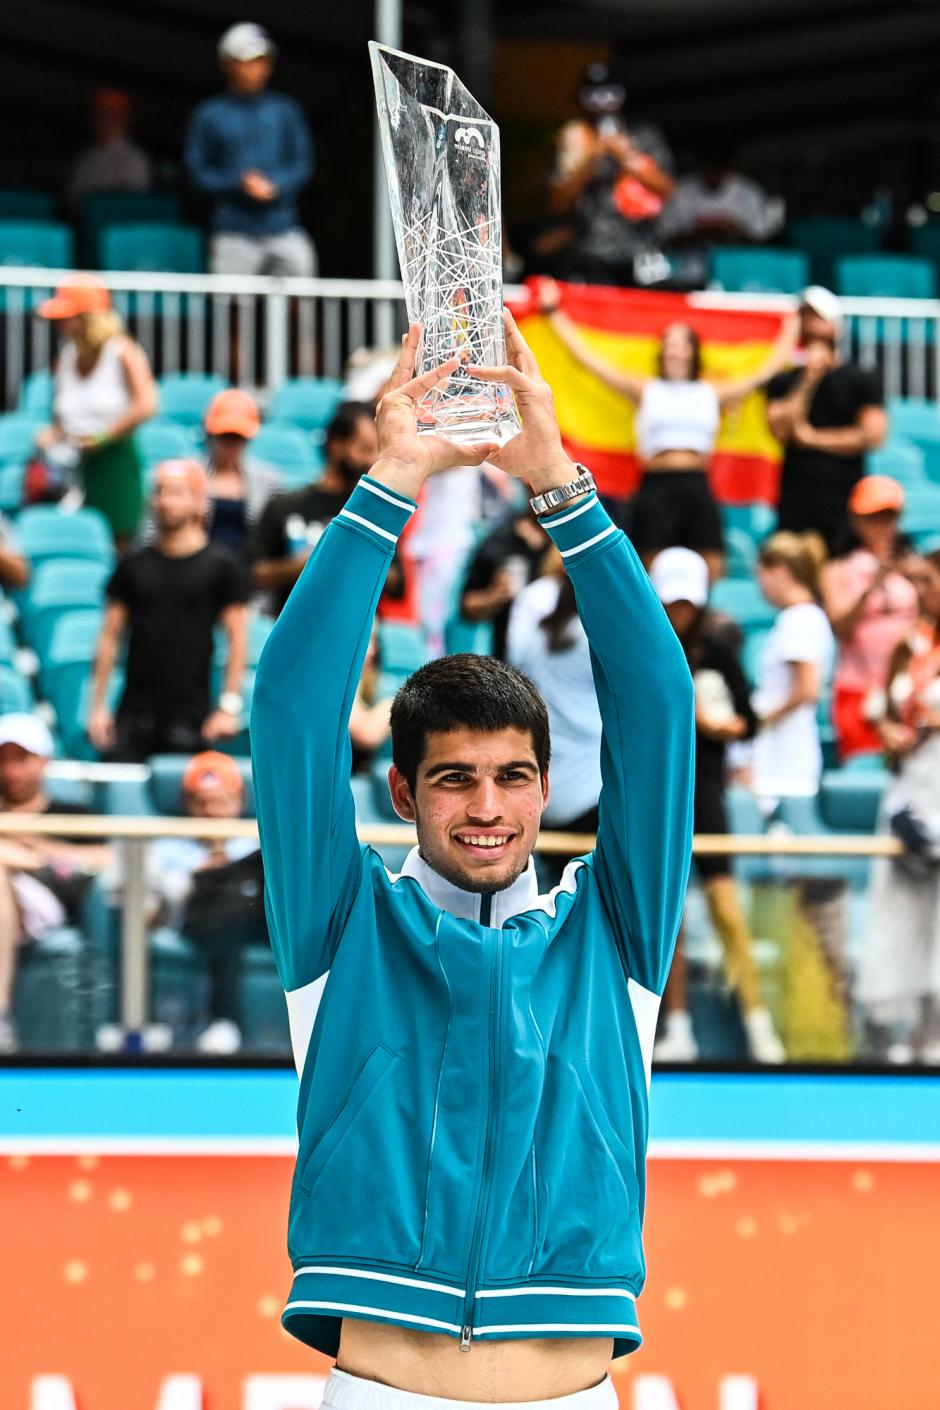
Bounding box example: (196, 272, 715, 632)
(184, 90, 314, 236)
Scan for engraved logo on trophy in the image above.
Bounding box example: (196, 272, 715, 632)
(370, 42, 522, 445)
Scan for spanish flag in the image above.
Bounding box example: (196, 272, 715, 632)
(512, 283, 787, 504)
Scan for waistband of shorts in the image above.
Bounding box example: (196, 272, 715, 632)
(322, 1368, 619, 1410)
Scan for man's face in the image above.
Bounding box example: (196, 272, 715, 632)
(225, 56, 273, 95)
(799, 309, 840, 367)
(0, 744, 46, 806)
(329, 417, 379, 483)
(185, 777, 243, 819)
(389, 726, 549, 895)
(153, 472, 202, 530)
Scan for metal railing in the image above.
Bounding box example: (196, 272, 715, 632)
(3, 267, 940, 410)
(0, 811, 903, 1052)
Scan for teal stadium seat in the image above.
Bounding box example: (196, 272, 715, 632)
(865, 437, 926, 486)
(136, 419, 196, 466)
(835, 255, 936, 299)
(0, 463, 23, 514)
(41, 608, 104, 758)
(0, 190, 58, 220)
(709, 577, 776, 633)
(788, 218, 881, 290)
(80, 190, 182, 265)
(900, 485, 940, 546)
(720, 501, 776, 544)
(0, 663, 33, 713)
(0, 415, 41, 463)
(99, 222, 204, 274)
(157, 373, 227, 428)
(16, 369, 53, 418)
(818, 769, 888, 833)
(268, 377, 346, 433)
(378, 621, 430, 679)
(0, 220, 73, 270)
(710, 247, 809, 294)
(251, 424, 320, 483)
(17, 506, 115, 571)
(725, 527, 758, 579)
(14, 926, 87, 1051)
(148, 753, 256, 817)
(21, 559, 109, 660)
(237, 946, 291, 1053)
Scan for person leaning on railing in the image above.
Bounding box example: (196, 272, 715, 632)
(35, 275, 157, 550)
(858, 548, 940, 1064)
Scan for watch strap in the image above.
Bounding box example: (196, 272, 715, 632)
(529, 466, 596, 517)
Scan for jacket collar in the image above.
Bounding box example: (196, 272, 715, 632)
(397, 847, 539, 927)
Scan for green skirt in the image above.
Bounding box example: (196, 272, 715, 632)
(81, 436, 144, 539)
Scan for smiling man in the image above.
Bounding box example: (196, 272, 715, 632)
(251, 314, 695, 1409)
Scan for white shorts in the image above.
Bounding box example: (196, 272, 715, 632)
(320, 1368, 618, 1410)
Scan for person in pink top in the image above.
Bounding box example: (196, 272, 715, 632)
(819, 475, 919, 759)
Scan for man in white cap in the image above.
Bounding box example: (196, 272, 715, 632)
(184, 23, 316, 276)
(765, 285, 888, 552)
(0, 714, 109, 1052)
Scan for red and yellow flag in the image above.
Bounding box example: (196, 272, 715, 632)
(512, 283, 787, 504)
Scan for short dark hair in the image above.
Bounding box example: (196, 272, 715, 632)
(325, 400, 374, 446)
(390, 654, 551, 792)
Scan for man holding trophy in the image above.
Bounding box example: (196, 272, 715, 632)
(250, 46, 694, 1410)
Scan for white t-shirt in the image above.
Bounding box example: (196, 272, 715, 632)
(506, 576, 602, 826)
(751, 601, 834, 799)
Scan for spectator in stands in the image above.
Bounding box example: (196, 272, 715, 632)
(147, 751, 265, 1055)
(543, 282, 799, 575)
(751, 532, 834, 805)
(648, 549, 785, 1064)
(185, 22, 316, 277)
(820, 475, 919, 760)
(251, 401, 378, 616)
(0, 714, 109, 1053)
(859, 549, 940, 1063)
(506, 549, 601, 846)
(657, 142, 783, 265)
(36, 275, 157, 547)
(766, 286, 888, 552)
(66, 88, 153, 212)
(203, 389, 282, 558)
(548, 62, 674, 286)
(88, 459, 249, 762)
(460, 505, 548, 659)
(0, 518, 29, 590)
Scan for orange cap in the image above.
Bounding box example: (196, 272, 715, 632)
(154, 458, 209, 497)
(37, 274, 111, 320)
(848, 475, 905, 516)
(204, 388, 261, 439)
(182, 751, 244, 796)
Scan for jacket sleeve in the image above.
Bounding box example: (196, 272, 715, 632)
(184, 103, 242, 197)
(251, 475, 416, 993)
(541, 492, 695, 996)
(264, 100, 315, 198)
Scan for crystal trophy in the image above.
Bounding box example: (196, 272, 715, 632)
(370, 42, 521, 445)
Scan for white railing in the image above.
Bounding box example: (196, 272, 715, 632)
(2, 267, 939, 410)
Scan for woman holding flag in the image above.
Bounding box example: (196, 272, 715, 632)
(540, 280, 798, 579)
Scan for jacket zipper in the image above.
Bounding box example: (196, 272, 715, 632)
(460, 893, 501, 1350)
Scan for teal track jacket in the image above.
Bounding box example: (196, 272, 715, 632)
(251, 475, 694, 1359)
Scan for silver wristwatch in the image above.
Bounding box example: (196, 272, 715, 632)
(529, 466, 596, 517)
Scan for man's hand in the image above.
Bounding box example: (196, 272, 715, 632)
(242, 170, 277, 202)
(88, 706, 115, 752)
(203, 709, 240, 742)
(370, 324, 500, 501)
(468, 308, 576, 493)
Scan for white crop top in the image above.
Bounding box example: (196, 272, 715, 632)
(635, 377, 720, 461)
(54, 336, 131, 439)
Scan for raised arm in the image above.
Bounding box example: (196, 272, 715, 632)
(251, 329, 498, 1000)
(713, 311, 800, 408)
(471, 310, 695, 995)
(538, 281, 647, 403)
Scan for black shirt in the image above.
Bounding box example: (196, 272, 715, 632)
(766, 363, 883, 514)
(252, 483, 350, 617)
(461, 515, 547, 660)
(107, 544, 248, 723)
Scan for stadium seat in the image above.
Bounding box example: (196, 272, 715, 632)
(887, 397, 940, 438)
(136, 418, 197, 465)
(147, 754, 256, 818)
(99, 222, 204, 274)
(16, 369, 54, 419)
(835, 254, 936, 300)
(741, 628, 770, 685)
(251, 424, 320, 480)
(900, 485, 940, 543)
(13, 926, 87, 1051)
(21, 559, 110, 659)
(268, 377, 346, 433)
(0, 415, 41, 463)
(378, 621, 429, 678)
(710, 247, 810, 294)
(725, 527, 758, 579)
(236, 947, 290, 1053)
(0, 190, 58, 221)
(720, 501, 776, 544)
(80, 190, 183, 264)
(865, 438, 927, 486)
(40, 608, 104, 756)
(157, 374, 227, 428)
(818, 769, 889, 832)
(788, 217, 881, 290)
(0, 462, 23, 513)
(0, 219, 73, 270)
(709, 578, 776, 632)
(16, 506, 115, 571)
(0, 663, 33, 713)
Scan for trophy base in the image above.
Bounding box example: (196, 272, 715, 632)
(416, 388, 522, 447)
